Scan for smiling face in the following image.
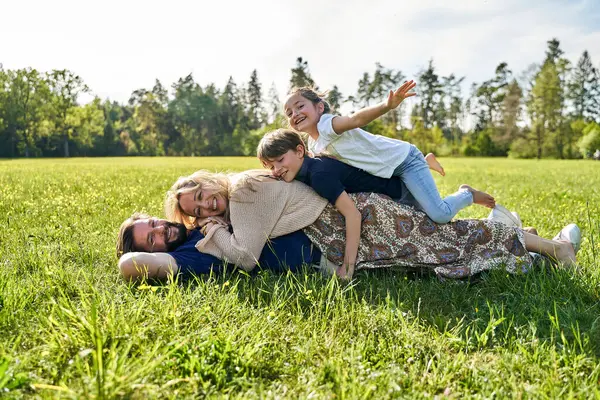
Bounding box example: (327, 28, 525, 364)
(131, 218, 187, 253)
(262, 145, 305, 182)
(178, 187, 228, 219)
(284, 93, 324, 134)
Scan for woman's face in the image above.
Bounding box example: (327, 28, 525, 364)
(178, 186, 228, 219)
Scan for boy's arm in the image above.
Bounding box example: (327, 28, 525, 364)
(330, 80, 416, 134)
(333, 191, 362, 280)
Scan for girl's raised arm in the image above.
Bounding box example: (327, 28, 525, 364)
(330, 80, 416, 134)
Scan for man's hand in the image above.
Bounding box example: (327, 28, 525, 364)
(386, 80, 417, 110)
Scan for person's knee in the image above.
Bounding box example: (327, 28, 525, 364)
(427, 210, 453, 224)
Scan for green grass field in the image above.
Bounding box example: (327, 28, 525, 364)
(1, 157, 600, 399)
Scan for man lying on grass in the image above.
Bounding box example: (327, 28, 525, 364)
(116, 212, 321, 281)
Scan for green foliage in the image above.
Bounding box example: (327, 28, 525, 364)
(247, 69, 265, 130)
(243, 115, 287, 156)
(289, 57, 315, 91)
(417, 60, 443, 129)
(325, 85, 343, 114)
(568, 50, 600, 121)
(363, 119, 395, 138)
(577, 122, 600, 158)
(1, 157, 600, 398)
(1, 40, 599, 160)
(508, 136, 538, 159)
(526, 39, 570, 159)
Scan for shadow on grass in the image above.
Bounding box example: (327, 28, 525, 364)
(216, 263, 600, 357)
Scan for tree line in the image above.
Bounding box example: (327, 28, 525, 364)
(1, 37, 599, 159)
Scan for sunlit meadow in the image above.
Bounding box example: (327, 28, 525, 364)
(1, 157, 599, 399)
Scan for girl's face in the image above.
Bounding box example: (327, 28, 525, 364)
(262, 145, 305, 182)
(284, 94, 323, 133)
(178, 187, 228, 219)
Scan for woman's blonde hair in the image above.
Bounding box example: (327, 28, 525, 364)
(164, 170, 232, 228)
(164, 169, 273, 228)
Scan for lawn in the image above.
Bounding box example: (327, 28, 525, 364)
(1, 157, 599, 399)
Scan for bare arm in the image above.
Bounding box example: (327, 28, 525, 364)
(334, 191, 362, 280)
(118, 252, 179, 282)
(330, 80, 417, 134)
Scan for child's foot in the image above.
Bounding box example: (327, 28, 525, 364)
(425, 153, 445, 176)
(459, 184, 496, 208)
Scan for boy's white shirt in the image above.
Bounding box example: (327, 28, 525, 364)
(308, 113, 411, 179)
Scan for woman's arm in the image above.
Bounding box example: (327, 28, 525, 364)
(118, 252, 179, 282)
(333, 191, 362, 280)
(197, 224, 265, 271)
(196, 181, 287, 270)
(197, 180, 327, 270)
(330, 80, 416, 134)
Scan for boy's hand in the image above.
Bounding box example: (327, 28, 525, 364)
(336, 263, 355, 281)
(386, 80, 417, 110)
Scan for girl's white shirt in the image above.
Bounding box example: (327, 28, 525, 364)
(308, 113, 410, 178)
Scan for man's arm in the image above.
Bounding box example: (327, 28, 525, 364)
(118, 252, 179, 282)
(330, 80, 416, 134)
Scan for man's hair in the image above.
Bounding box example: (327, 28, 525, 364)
(116, 212, 151, 258)
(256, 129, 307, 161)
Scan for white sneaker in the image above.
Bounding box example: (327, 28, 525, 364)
(552, 223, 582, 254)
(487, 205, 522, 228)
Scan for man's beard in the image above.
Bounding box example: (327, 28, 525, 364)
(165, 222, 188, 252)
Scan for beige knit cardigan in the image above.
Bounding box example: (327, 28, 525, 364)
(195, 175, 328, 269)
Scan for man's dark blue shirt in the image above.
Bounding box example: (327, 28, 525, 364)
(169, 228, 321, 277)
(295, 156, 405, 204)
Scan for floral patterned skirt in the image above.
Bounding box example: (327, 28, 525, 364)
(303, 193, 532, 279)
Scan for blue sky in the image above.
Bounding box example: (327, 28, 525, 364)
(1, 0, 599, 110)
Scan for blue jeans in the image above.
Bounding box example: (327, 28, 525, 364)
(393, 145, 472, 223)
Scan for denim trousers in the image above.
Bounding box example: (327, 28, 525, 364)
(393, 145, 472, 223)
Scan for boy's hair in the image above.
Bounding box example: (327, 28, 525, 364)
(288, 87, 331, 114)
(257, 129, 306, 161)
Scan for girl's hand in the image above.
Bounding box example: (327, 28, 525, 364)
(386, 80, 417, 110)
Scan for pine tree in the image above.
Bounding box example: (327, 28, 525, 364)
(326, 85, 343, 113)
(267, 82, 281, 123)
(289, 57, 316, 91)
(568, 50, 600, 122)
(442, 74, 465, 152)
(418, 60, 443, 129)
(247, 69, 264, 129)
(528, 50, 563, 158)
